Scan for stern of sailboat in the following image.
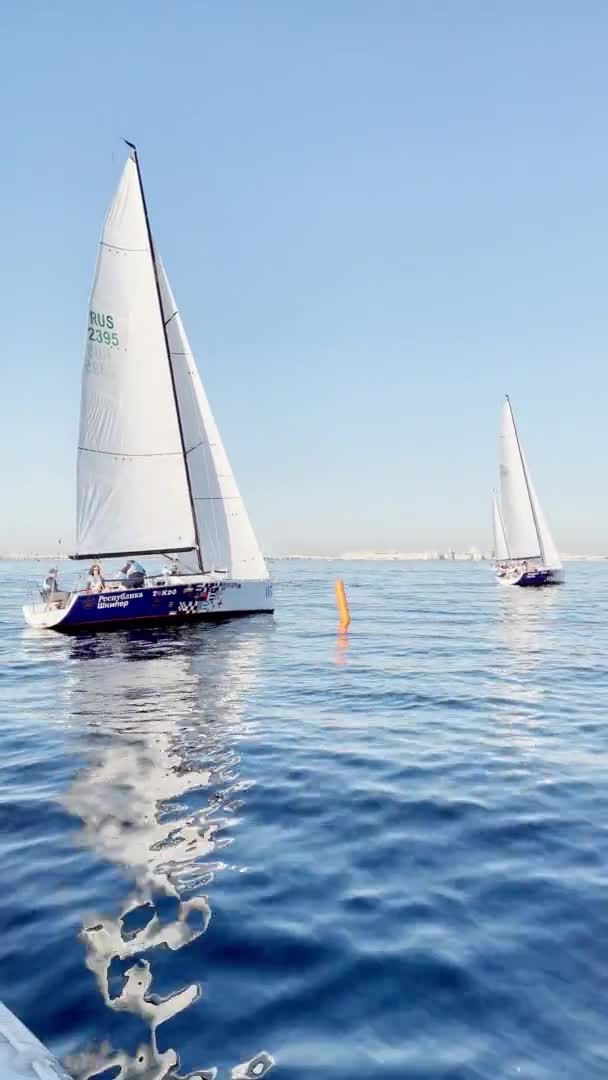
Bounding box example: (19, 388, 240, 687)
(23, 591, 79, 630)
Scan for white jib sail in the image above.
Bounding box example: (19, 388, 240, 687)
(76, 157, 195, 557)
(526, 474, 562, 570)
(157, 259, 268, 580)
(499, 398, 561, 570)
(492, 494, 509, 561)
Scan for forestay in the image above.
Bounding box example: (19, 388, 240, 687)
(76, 158, 195, 557)
(158, 261, 268, 579)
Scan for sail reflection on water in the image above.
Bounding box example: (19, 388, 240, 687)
(496, 585, 562, 673)
(61, 623, 274, 1080)
(491, 587, 563, 750)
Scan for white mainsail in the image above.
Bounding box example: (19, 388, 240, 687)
(498, 397, 561, 570)
(158, 261, 268, 580)
(76, 157, 195, 557)
(492, 494, 509, 561)
(75, 148, 267, 579)
(499, 398, 540, 560)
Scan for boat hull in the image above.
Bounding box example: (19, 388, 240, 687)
(0, 999, 71, 1079)
(23, 579, 273, 633)
(496, 567, 564, 587)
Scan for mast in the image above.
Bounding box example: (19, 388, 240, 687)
(124, 140, 204, 573)
(505, 395, 544, 563)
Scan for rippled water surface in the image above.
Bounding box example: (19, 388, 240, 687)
(1, 559, 608, 1079)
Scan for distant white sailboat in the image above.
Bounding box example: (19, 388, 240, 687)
(24, 144, 273, 630)
(493, 396, 564, 587)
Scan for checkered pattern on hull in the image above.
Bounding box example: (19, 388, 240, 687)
(177, 601, 199, 615)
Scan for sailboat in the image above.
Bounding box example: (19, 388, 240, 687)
(493, 395, 564, 587)
(23, 144, 273, 631)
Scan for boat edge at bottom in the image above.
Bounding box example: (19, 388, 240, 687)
(54, 608, 273, 634)
(0, 999, 71, 1079)
(495, 567, 565, 587)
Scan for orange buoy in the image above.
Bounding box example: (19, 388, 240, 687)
(335, 578, 350, 631)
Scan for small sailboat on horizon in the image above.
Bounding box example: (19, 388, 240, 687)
(492, 396, 564, 587)
(24, 144, 273, 631)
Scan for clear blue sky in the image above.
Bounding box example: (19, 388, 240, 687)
(2, 0, 608, 554)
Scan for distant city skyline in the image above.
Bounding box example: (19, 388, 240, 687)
(3, 548, 607, 563)
(2, 3, 608, 555)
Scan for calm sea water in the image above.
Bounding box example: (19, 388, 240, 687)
(1, 558, 608, 1079)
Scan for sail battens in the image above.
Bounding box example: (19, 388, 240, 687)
(99, 241, 148, 253)
(79, 446, 183, 458)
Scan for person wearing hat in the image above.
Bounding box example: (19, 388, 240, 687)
(120, 559, 146, 589)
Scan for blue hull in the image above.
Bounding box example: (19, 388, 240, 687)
(55, 581, 273, 633)
(517, 570, 561, 587)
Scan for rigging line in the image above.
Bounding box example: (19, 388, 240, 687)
(185, 439, 207, 456)
(164, 310, 178, 327)
(494, 493, 511, 560)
